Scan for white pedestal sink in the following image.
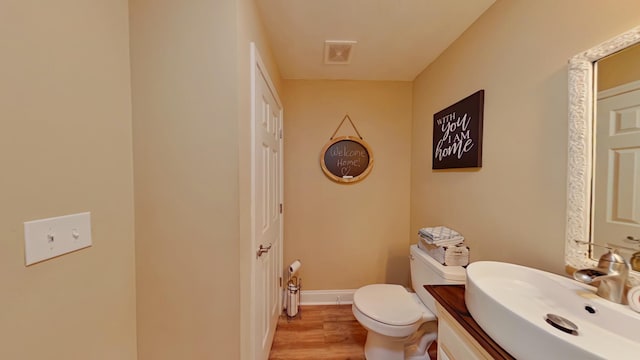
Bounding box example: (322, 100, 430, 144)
(465, 261, 640, 359)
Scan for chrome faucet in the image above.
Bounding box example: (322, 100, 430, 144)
(574, 249, 630, 304)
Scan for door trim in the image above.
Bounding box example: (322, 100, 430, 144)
(598, 79, 640, 100)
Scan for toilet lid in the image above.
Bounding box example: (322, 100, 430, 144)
(353, 284, 422, 326)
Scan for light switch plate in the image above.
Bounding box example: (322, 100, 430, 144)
(24, 212, 92, 266)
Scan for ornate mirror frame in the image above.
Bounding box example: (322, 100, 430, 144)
(566, 26, 640, 277)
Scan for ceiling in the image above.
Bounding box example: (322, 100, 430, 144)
(255, 0, 495, 81)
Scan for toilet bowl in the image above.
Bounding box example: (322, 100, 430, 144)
(353, 284, 434, 338)
(352, 245, 465, 360)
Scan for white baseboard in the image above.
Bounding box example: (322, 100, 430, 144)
(300, 289, 356, 305)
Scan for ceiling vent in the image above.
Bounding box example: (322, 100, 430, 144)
(324, 40, 357, 64)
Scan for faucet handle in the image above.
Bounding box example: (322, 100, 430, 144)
(599, 248, 625, 262)
(597, 249, 630, 273)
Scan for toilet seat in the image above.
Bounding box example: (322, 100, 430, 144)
(353, 284, 424, 326)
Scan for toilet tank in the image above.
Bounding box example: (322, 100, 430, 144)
(409, 244, 465, 314)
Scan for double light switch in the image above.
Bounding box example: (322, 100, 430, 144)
(24, 212, 92, 266)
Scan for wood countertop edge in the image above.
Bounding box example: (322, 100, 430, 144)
(425, 285, 516, 360)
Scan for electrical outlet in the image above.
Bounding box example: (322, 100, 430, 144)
(24, 212, 92, 265)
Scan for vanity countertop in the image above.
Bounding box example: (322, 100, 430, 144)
(425, 285, 515, 360)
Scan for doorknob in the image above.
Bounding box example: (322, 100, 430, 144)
(626, 236, 640, 243)
(256, 243, 272, 257)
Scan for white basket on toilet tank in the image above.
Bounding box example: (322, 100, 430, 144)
(352, 245, 466, 360)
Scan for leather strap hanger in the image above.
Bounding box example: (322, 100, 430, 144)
(330, 114, 363, 140)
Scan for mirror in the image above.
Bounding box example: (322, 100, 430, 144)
(566, 26, 640, 281)
(592, 43, 640, 259)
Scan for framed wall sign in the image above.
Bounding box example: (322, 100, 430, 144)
(320, 114, 374, 184)
(432, 90, 484, 169)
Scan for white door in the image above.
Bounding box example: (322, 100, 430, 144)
(593, 86, 640, 254)
(251, 43, 283, 360)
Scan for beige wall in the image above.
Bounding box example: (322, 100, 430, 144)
(131, 0, 281, 359)
(130, 0, 241, 359)
(0, 0, 137, 359)
(283, 80, 413, 289)
(411, 0, 640, 275)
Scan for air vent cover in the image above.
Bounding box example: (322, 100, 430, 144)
(324, 40, 357, 64)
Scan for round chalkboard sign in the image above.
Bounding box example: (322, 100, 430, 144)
(320, 136, 374, 183)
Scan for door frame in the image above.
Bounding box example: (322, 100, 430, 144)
(249, 42, 284, 360)
(597, 79, 640, 100)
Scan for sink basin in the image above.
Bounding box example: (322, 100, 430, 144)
(465, 261, 640, 359)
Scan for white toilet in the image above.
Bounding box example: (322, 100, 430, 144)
(352, 244, 466, 360)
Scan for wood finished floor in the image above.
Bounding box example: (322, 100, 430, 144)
(268, 305, 437, 360)
(269, 305, 366, 360)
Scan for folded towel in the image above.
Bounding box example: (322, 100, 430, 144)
(418, 226, 462, 241)
(419, 234, 464, 247)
